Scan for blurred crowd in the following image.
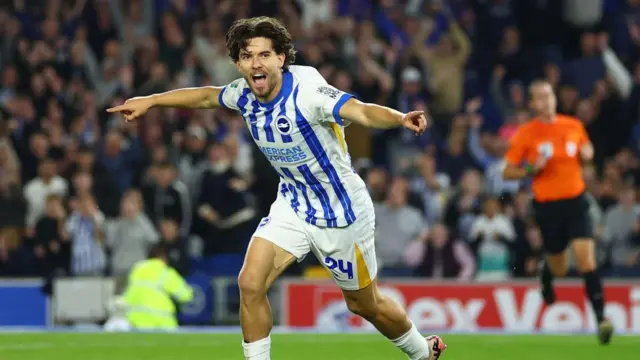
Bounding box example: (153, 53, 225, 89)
(1, 0, 640, 283)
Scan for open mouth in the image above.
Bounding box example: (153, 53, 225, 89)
(252, 73, 267, 87)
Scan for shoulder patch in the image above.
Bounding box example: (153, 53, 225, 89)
(317, 85, 340, 99)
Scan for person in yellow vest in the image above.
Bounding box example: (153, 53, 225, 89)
(106, 244, 193, 331)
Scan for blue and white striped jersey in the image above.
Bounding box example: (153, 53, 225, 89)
(218, 65, 371, 228)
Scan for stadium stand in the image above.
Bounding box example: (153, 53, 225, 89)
(0, 0, 640, 331)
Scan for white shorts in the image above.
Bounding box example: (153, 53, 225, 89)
(252, 195, 377, 291)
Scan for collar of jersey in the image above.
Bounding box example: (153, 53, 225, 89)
(255, 70, 294, 109)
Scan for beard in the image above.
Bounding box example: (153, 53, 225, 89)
(245, 70, 280, 100)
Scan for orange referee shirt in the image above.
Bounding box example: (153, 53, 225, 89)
(504, 114, 589, 202)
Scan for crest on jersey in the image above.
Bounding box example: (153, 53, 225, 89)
(276, 117, 293, 135)
(537, 142, 553, 159)
(566, 141, 577, 157)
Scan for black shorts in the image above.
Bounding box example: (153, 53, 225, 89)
(532, 192, 593, 255)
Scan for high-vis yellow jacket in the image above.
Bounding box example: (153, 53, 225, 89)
(123, 259, 193, 330)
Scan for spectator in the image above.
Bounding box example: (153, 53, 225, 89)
(558, 83, 580, 115)
(374, 177, 428, 272)
(0, 139, 27, 243)
(602, 186, 640, 274)
(222, 121, 254, 181)
(193, 20, 241, 85)
(405, 223, 475, 280)
(32, 194, 69, 277)
(249, 143, 279, 218)
(466, 113, 518, 196)
(414, 10, 471, 129)
(106, 189, 159, 290)
(365, 167, 389, 203)
(143, 161, 191, 238)
(490, 65, 526, 122)
(469, 197, 516, 281)
(444, 169, 484, 237)
(495, 27, 530, 81)
(197, 142, 256, 254)
(0, 138, 20, 189)
(622, 221, 640, 274)
(409, 152, 449, 224)
(64, 195, 106, 277)
(66, 145, 120, 217)
(512, 224, 544, 278)
(19, 132, 50, 183)
(0, 181, 27, 247)
(159, 218, 189, 276)
(498, 107, 529, 141)
(543, 63, 562, 92)
(98, 129, 142, 195)
(177, 125, 208, 202)
(68, 171, 94, 211)
(565, 32, 606, 97)
(437, 116, 476, 183)
(23, 158, 68, 231)
(0, 233, 20, 276)
(509, 189, 532, 238)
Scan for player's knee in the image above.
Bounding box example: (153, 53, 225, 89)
(237, 271, 266, 297)
(575, 260, 596, 274)
(549, 264, 569, 278)
(573, 240, 597, 274)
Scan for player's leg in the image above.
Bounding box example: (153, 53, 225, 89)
(567, 194, 612, 344)
(533, 199, 569, 304)
(238, 237, 296, 341)
(572, 238, 607, 331)
(573, 239, 613, 344)
(311, 213, 445, 360)
(342, 280, 446, 360)
(541, 250, 570, 302)
(342, 279, 410, 338)
(239, 199, 311, 360)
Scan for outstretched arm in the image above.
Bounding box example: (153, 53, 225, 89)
(338, 98, 427, 135)
(107, 86, 222, 121)
(149, 86, 222, 109)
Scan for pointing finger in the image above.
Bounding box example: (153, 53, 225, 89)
(107, 105, 128, 113)
(406, 110, 425, 118)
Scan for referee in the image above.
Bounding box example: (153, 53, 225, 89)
(502, 80, 613, 344)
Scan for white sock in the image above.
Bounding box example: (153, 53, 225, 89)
(391, 323, 430, 360)
(242, 335, 271, 360)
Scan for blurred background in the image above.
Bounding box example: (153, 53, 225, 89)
(0, 0, 639, 331)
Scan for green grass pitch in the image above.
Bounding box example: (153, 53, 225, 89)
(0, 332, 637, 359)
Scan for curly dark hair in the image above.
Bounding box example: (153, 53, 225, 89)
(225, 17, 296, 69)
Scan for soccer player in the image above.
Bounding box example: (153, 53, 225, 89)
(108, 17, 446, 360)
(502, 80, 613, 344)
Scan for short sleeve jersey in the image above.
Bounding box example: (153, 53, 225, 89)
(504, 114, 589, 202)
(217, 65, 370, 227)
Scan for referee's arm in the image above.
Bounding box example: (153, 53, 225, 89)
(580, 142, 594, 162)
(578, 127, 595, 164)
(502, 129, 533, 180)
(502, 163, 530, 180)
